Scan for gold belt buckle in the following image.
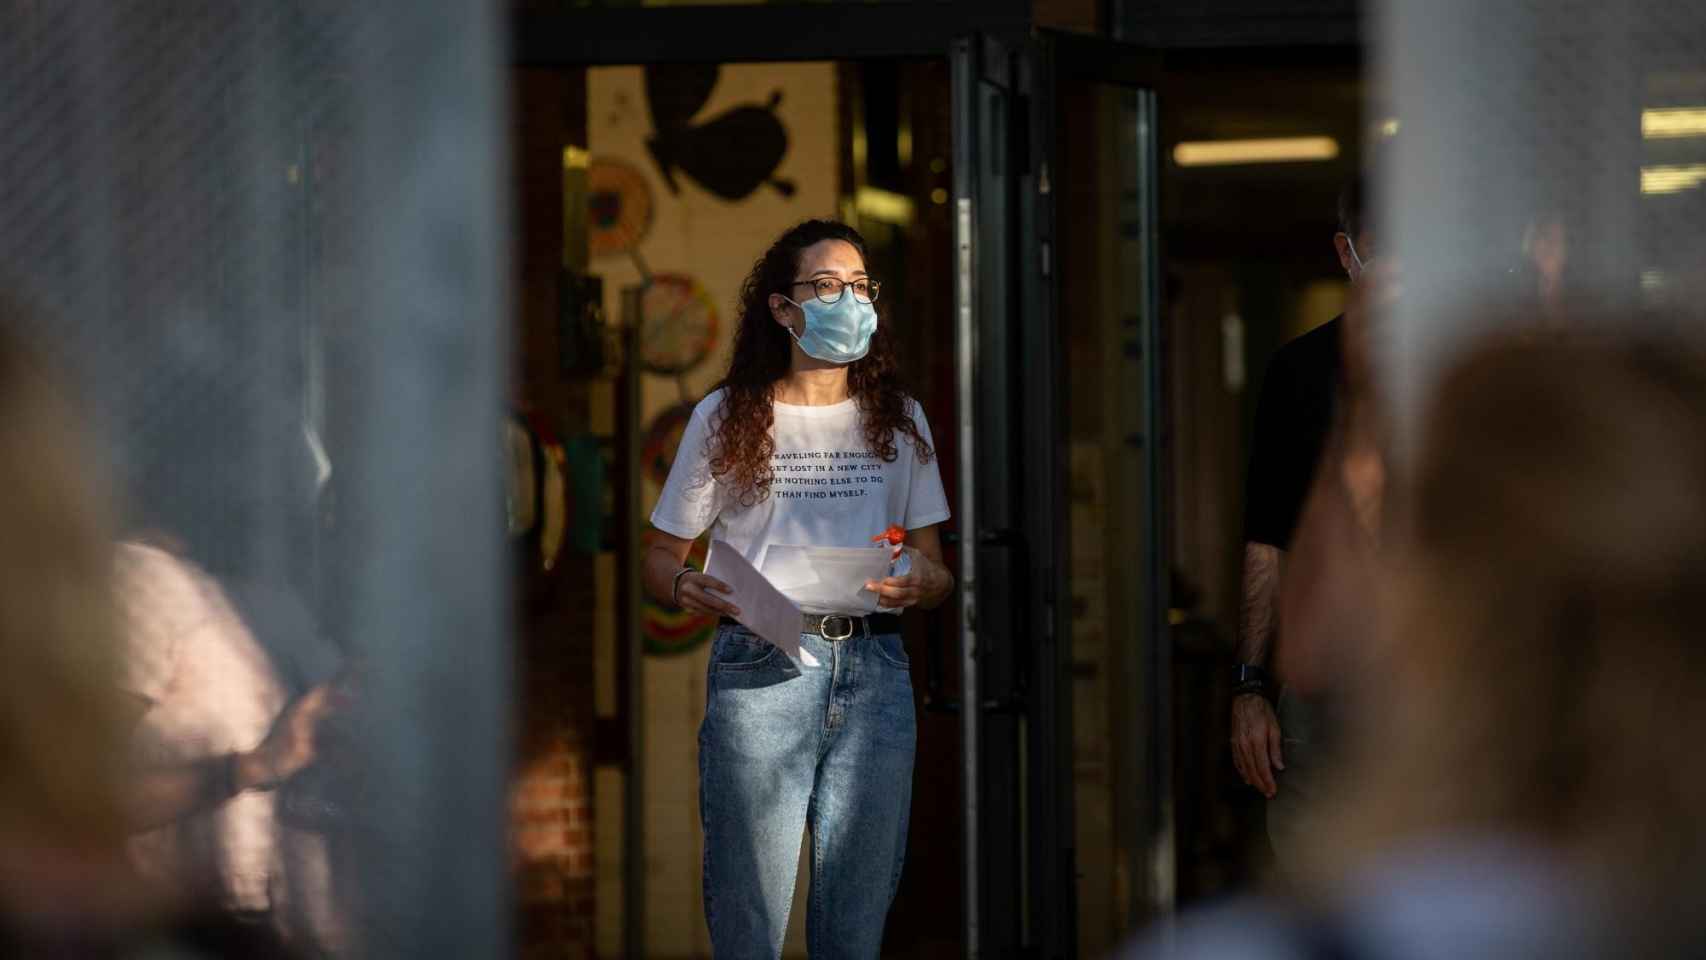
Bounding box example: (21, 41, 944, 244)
(821, 615, 855, 641)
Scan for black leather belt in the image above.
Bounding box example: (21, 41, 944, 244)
(720, 613, 901, 641)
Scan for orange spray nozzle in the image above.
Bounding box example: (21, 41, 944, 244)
(872, 525, 906, 547)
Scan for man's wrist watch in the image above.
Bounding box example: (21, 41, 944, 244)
(1231, 663, 1270, 698)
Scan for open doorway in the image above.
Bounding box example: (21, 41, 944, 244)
(503, 25, 1373, 960)
(506, 58, 961, 959)
(1033, 41, 1372, 952)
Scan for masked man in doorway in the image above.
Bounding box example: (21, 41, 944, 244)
(1230, 176, 1374, 869)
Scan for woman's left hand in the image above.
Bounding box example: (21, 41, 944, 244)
(865, 545, 954, 610)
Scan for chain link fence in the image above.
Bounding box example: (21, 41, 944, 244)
(0, 3, 509, 955)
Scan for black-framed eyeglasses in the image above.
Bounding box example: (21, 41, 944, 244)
(788, 277, 881, 305)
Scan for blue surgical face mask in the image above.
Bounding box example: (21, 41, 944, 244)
(783, 291, 879, 364)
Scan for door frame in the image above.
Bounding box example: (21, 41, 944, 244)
(517, 11, 1022, 958)
(512, 1, 1030, 66)
(511, 1, 1359, 66)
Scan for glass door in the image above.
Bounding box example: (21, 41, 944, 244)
(955, 30, 1166, 959)
(1052, 49, 1170, 955)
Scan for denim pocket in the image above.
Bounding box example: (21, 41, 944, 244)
(871, 631, 910, 670)
(709, 628, 780, 673)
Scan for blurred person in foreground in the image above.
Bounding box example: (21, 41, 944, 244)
(1129, 325, 1706, 958)
(0, 299, 292, 957)
(114, 324, 347, 952)
(1231, 174, 1382, 867)
(117, 538, 343, 943)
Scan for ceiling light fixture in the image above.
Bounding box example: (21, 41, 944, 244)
(1642, 163, 1706, 195)
(1173, 136, 1340, 168)
(1642, 107, 1706, 140)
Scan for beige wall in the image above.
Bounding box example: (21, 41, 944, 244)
(587, 61, 840, 958)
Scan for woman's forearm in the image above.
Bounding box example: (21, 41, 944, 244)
(916, 555, 955, 610)
(644, 544, 687, 607)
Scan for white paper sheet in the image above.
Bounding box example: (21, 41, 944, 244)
(704, 540, 805, 661)
(759, 544, 897, 615)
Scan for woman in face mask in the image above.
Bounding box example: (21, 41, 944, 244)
(644, 219, 954, 958)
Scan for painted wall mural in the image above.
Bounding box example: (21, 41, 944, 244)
(645, 64, 797, 201)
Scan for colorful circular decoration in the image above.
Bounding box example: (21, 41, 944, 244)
(640, 403, 696, 488)
(639, 272, 719, 376)
(511, 410, 571, 572)
(587, 159, 654, 259)
(643, 536, 716, 656)
(504, 415, 538, 539)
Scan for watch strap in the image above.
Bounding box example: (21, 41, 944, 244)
(1231, 663, 1270, 697)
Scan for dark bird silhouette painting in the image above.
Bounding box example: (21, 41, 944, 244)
(644, 64, 797, 202)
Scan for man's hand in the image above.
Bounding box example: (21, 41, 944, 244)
(1231, 692, 1285, 799)
(237, 683, 341, 792)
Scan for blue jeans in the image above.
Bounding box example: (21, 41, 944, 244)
(699, 624, 916, 959)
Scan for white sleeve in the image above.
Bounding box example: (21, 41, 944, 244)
(649, 404, 722, 539)
(904, 403, 952, 529)
(114, 543, 191, 705)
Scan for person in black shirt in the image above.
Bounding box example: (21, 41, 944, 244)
(1230, 177, 1371, 866)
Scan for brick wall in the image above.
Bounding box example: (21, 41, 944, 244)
(509, 66, 599, 960)
(513, 732, 595, 959)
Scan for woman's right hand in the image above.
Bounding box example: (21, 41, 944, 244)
(677, 572, 741, 619)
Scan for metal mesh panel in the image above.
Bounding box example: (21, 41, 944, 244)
(1376, 0, 1706, 437)
(0, 3, 508, 955)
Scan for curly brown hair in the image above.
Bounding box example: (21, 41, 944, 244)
(708, 219, 933, 505)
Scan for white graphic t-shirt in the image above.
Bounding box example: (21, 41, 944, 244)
(651, 390, 951, 612)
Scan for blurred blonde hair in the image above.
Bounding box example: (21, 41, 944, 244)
(1327, 329, 1706, 938)
(0, 294, 128, 851)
